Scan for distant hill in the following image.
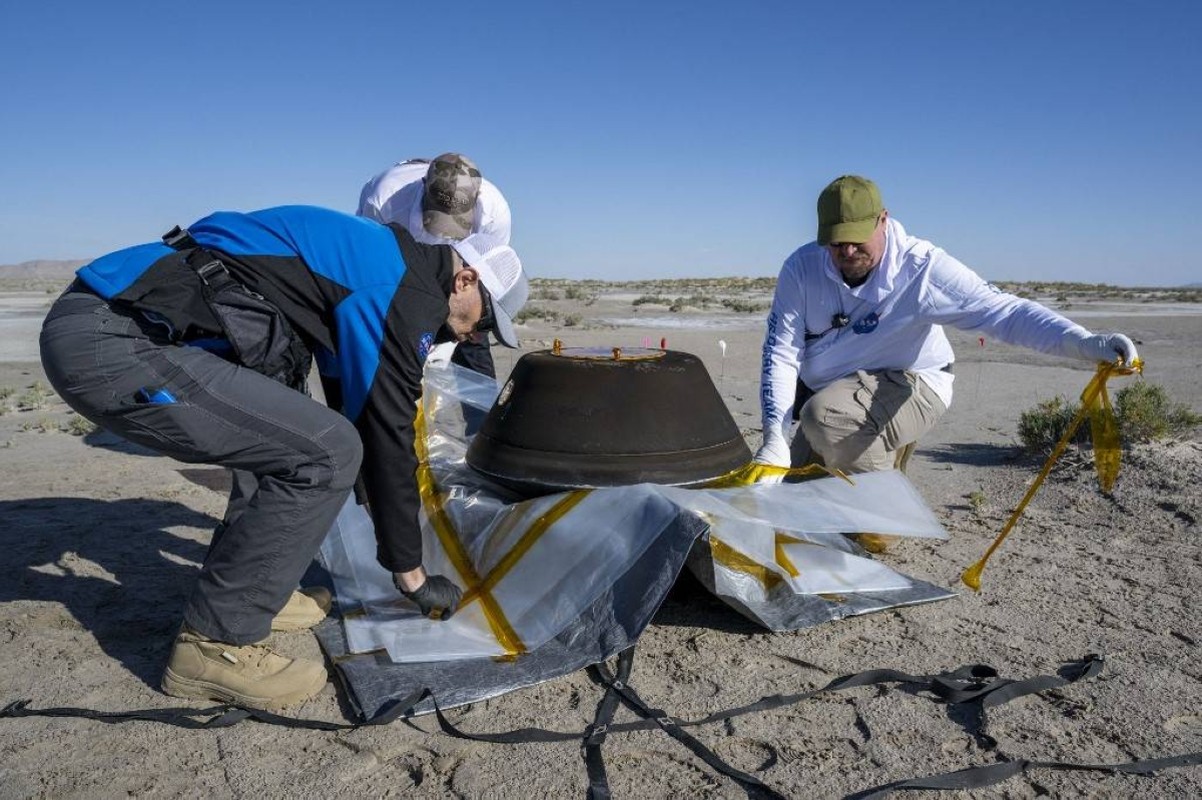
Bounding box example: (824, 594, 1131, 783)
(0, 259, 88, 279)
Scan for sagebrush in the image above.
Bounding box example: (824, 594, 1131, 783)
(1017, 381, 1201, 453)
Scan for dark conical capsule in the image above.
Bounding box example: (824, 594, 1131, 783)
(466, 347, 750, 496)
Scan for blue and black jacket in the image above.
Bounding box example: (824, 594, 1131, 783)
(77, 205, 454, 572)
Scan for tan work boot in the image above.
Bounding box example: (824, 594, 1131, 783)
(271, 586, 333, 632)
(161, 627, 327, 710)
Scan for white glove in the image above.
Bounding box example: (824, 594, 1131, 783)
(753, 431, 792, 468)
(1076, 333, 1139, 367)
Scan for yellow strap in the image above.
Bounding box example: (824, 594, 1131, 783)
(961, 358, 1142, 591)
(461, 490, 591, 606)
(414, 404, 525, 655)
(703, 461, 852, 488)
(774, 531, 802, 578)
(709, 535, 784, 591)
(1088, 373, 1122, 493)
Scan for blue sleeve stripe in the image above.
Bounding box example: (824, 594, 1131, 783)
(76, 243, 173, 298)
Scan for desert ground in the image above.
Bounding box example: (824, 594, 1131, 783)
(1, 277, 1199, 799)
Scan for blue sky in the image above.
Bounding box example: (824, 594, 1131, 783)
(1, 0, 1199, 286)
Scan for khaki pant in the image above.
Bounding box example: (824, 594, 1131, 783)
(791, 369, 947, 473)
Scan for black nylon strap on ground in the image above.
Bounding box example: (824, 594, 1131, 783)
(852, 751, 1202, 799)
(582, 647, 635, 800)
(0, 688, 430, 732)
(592, 651, 789, 800)
(0, 654, 1106, 736)
(594, 653, 1106, 736)
(5, 652, 1189, 799)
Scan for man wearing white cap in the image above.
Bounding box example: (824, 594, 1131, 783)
(40, 205, 529, 709)
(358, 153, 512, 376)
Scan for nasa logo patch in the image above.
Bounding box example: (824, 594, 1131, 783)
(417, 332, 435, 363)
(853, 312, 880, 335)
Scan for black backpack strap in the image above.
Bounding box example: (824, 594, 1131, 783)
(161, 225, 198, 251)
(161, 225, 239, 291)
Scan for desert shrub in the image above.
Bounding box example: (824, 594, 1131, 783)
(16, 381, 54, 411)
(632, 295, 666, 307)
(532, 288, 562, 301)
(64, 414, 98, 436)
(668, 294, 710, 313)
(968, 488, 988, 517)
(0, 386, 14, 400)
(721, 298, 768, 314)
(514, 306, 559, 324)
(562, 313, 582, 327)
(1017, 382, 1201, 453)
(564, 285, 591, 301)
(1113, 381, 1202, 442)
(1017, 397, 1091, 453)
(20, 416, 59, 433)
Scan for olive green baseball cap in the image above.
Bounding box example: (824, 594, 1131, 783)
(816, 175, 883, 245)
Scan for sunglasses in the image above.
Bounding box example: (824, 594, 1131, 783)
(474, 282, 497, 335)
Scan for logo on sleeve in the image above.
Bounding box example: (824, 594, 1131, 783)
(417, 332, 435, 363)
(852, 312, 880, 335)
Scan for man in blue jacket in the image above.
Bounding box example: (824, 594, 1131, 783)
(39, 206, 529, 709)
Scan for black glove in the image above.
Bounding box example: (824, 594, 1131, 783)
(397, 574, 463, 620)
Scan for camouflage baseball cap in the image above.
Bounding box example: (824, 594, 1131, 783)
(816, 175, 883, 245)
(422, 153, 482, 240)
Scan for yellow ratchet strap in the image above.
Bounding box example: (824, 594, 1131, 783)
(961, 357, 1143, 591)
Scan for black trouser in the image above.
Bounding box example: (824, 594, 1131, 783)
(39, 287, 362, 644)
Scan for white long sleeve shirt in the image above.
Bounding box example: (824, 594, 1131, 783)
(356, 160, 512, 245)
(760, 218, 1097, 447)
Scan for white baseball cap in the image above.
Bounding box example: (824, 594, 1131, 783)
(451, 233, 529, 348)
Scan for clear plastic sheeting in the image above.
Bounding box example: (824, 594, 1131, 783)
(320, 359, 954, 675)
(322, 486, 683, 662)
(314, 509, 706, 720)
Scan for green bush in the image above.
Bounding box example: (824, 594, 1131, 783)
(1017, 397, 1091, 453)
(514, 306, 559, 324)
(1017, 382, 1201, 454)
(721, 298, 768, 314)
(1114, 381, 1202, 442)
